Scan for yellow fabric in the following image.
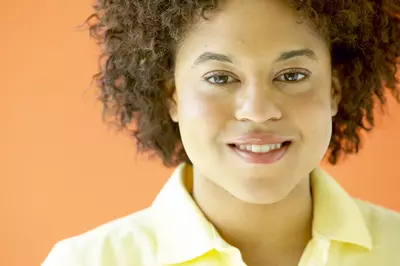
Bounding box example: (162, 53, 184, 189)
(43, 164, 400, 266)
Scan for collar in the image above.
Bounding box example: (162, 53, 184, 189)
(310, 167, 372, 250)
(151, 164, 217, 265)
(151, 163, 372, 265)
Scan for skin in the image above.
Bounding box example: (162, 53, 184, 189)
(168, 0, 341, 265)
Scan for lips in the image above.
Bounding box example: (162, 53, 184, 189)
(228, 142, 291, 164)
(227, 132, 293, 164)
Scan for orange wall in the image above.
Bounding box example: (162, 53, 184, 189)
(1, 1, 400, 266)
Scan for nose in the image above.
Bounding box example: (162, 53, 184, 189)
(235, 82, 282, 123)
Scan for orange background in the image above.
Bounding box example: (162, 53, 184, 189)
(1, 1, 400, 266)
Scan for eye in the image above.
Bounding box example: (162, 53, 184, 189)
(275, 69, 310, 82)
(204, 71, 238, 85)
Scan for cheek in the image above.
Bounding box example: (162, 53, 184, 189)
(178, 90, 231, 123)
(290, 89, 333, 142)
(176, 89, 233, 162)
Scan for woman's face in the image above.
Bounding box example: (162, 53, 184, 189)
(169, 0, 340, 204)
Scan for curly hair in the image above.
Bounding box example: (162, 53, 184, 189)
(86, 0, 400, 167)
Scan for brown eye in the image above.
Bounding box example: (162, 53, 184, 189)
(204, 72, 237, 85)
(276, 70, 310, 82)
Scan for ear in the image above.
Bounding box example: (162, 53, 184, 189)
(165, 78, 178, 122)
(331, 69, 342, 117)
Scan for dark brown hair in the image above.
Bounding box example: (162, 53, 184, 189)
(86, 0, 400, 167)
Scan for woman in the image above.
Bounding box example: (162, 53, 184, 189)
(43, 0, 400, 265)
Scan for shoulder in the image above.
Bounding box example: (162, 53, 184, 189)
(355, 199, 400, 234)
(42, 208, 158, 266)
(355, 199, 400, 261)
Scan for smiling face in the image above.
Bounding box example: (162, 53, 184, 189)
(168, 0, 341, 204)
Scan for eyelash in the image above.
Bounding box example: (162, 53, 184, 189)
(203, 69, 311, 85)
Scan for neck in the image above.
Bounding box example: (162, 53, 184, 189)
(192, 169, 313, 265)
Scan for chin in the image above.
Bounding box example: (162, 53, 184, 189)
(230, 186, 293, 205)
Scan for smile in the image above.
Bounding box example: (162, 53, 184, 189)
(228, 141, 291, 164)
(234, 143, 283, 153)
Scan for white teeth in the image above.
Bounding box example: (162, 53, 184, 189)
(252, 145, 262, 153)
(236, 143, 283, 153)
(261, 145, 270, 152)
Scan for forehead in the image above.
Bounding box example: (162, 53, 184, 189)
(177, 0, 329, 65)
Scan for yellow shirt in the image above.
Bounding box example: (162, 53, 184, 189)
(43, 164, 400, 266)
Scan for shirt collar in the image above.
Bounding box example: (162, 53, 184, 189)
(310, 167, 372, 250)
(151, 164, 217, 265)
(151, 163, 372, 265)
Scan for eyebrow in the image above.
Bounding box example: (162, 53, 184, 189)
(275, 49, 318, 62)
(193, 52, 234, 66)
(192, 49, 318, 66)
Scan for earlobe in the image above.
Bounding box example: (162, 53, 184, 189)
(331, 70, 342, 117)
(165, 78, 178, 122)
(168, 92, 178, 122)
